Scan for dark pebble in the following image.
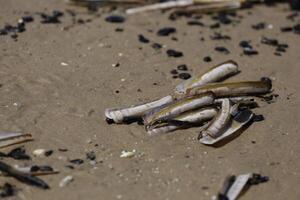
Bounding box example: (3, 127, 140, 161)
(280, 26, 293, 32)
(115, 27, 124, 32)
(261, 37, 278, 46)
(86, 151, 96, 161)
(7, 147, 30, 160)
(0, 183, 15, 198)
(253, 114, 265, 122)
(178, 73, 191, 80)
(157, 27, 176, 36)
(177, 64, 188, 71)
(58, 148, 68, 152)
(22, 16, 34, 23)
(215, 46, 230, 54)
(166, 49, 183, 57)
(210, 23, 220, 29)
(276, 46, 286, 52)
(40, 10, 64, 24)
(172, 75, 178, 79)
(243, 48, 258, 55)
(210, 32, 231, 40)
(138, 34, 149, 43)
(105, 15, 125, 23)
(239, 40, 252, 48)
(170, 69, 178, 75)
(151, 43, 162, 50)
(31, 165, 54, 172)
(187, 21, 204, 26)
(171, 37, 178, 41)
(203, 56, 212, 62)
(214, 13, 232, 25)
(70, 159, 84, 165)
(252, 22, 266, 30)
(274, 52, 281, 56)
(45, 150, 53, 157)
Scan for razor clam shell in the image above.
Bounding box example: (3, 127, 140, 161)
(147, 107, 218, 136)
(199, 109, 253, 145)
(143, 92, 215, 125)
(13, 166, 59, 176)
(187, 78, 272, 97)
(175, 60, 239, 94)
(126, 0, 194, 14)
(201, 99, 231, 138)
(105, 95, 173, 123)
(226, 173, 253, 200)
(0, 132, 33, 148)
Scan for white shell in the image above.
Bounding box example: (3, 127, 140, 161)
(105, 95, 173, 123)
(147, 108, 218, 136)
(200, 109, 253, 145)
(175, 60, 239, 94)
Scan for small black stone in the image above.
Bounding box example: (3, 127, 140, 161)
(210, 32, 231, 40)
(239, 40, 252, 48)
(178, 73, 191, 80)
(215, 46, 230, 54)
(243, 48, 258, 55)
(45, 150, 53, 157)
(151, 43, 162, 50)
(0, 183, 15, 198)
(280, 26, 293, 32)
(274, 52, 281, 56)
(70, 159, 84, 165)
(166, 49, 183, 57)
(86, 151, 96, 161)
(40, 11, 64, 24)
(22, 16, 34, 23)
(187, 21, 204, 26)
(252, 22, 266, 30)
(157, 27, 176, 36)
(177, 64, 188, 71)
(170, 69, 178, 75)
(203, 56, 212, 62)
(261, 37, 278, 46)
(105, 15, 125, 23)
(210, 23, 220, 29)
(115, 27, 124, 32)
(138, 34, 149, 43)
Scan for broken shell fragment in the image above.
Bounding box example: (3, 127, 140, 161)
(143, 92, 215, 126)
(59, 175, 74, 187)
(105, 95, 173, 124)
(120, 149, 136, 158)
(201, 99, 231, 138)
(175, 60, 239, 94)
(0, 132, 33, 149)
(147, 107, 218, 136)
(199, 109, 254, 145)
(187, 77, 272, 97)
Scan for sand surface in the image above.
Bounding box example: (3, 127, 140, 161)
(0, 0, 300, 199)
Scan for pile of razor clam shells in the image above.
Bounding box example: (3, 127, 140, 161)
(105, 60, 272, 145)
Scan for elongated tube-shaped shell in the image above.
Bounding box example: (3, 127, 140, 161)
(126, 0, 194, 14)
(0, 132, 33, 149)
(201, 99, 231, 138)
(147, 107, 218, 136)
(175, 60, 239, 94)
(226, 173, 253, 200)
(144, 92, 215, 126)
(199, 109, 253, 145)
(187, 77, 272, 97)
(105, 95, 173, 123)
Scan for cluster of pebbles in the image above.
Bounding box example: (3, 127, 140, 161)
(105, 60, 273, 145)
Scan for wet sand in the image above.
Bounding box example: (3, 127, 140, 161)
(0, 0, 300, 199)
